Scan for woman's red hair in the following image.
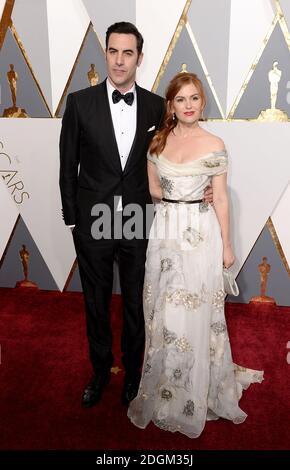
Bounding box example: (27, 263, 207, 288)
(149, 72, 206, 156)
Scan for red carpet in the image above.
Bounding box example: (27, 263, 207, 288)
(0, 287, 289, 450)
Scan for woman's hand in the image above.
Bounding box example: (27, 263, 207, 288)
(203, 185, 213, 204)
(223, 245, 235, 268)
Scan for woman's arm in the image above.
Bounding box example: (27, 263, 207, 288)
(147, 161, 162, 200)
(212, 173, 235, 268)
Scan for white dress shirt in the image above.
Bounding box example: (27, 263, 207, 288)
(106, 79, 137, 211)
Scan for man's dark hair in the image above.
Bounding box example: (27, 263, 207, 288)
(105, 22, 144, 55)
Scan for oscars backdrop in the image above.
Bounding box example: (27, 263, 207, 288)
(0, 0, 290, 305)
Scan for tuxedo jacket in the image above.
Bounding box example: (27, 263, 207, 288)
(59, 79, 165, 230)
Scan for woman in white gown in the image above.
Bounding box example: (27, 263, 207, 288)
(128, 72, 263, 438)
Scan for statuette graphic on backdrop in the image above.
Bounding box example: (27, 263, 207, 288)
(258, 61, 288, 121)
(2, 64, 28, 118)
(87, 64, 99, 86)
(250, 256, 275, 304)
(15, 245, 38, 289)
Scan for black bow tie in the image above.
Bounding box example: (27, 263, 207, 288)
(112, 89, 134, 106)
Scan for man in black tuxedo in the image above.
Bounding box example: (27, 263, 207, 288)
(60, 22, 212, 408)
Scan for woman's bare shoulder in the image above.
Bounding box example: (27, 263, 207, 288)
(199, 129, 225, 151)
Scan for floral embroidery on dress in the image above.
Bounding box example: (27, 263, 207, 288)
(164, 328, 193, 352)
(144, 363, 152, 374)
(212, 289, 225, 310)
(144, 282, 152, 304)
(199, 202, 209, 213)
(174, 336, 193, 352)
(202, 159, 221, 168)
(183, 400, 195, 416)
(149, 309, 155, 321)
(163, 327, 177, 344)
(183, 227, 203, 247)
(166, 348, 194, 387)
(173, 368, 182, 379)
(160, 176, 174, 195)
(165, 286, 207, 311)
(211, 321, 227, 335)
(161, 389, 173, 400)
(161, 258, 173, 272)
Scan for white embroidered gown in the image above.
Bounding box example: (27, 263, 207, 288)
(128, 150, 263, 438)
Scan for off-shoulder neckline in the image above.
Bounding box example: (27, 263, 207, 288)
(158, 150, 226, 166)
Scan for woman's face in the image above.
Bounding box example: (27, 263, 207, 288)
(170, 82, 204, 124)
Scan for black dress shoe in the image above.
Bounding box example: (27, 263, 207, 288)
(121, 374, 141, 406)
(82, 373, 110, 408)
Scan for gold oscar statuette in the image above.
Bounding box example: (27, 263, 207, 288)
(250, 256, 275, 304)
(15, 245, 38, 289)
(257, 61, 288, 122)
(180, 63, 188, 73)
(87, 64, 99, 86)
(3, 64, 28, 118)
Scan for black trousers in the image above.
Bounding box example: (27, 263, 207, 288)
(73, 225, 148, 379)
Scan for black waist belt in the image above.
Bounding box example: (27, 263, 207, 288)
(162, 198, 203, 204)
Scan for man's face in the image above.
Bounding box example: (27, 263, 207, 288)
(106, 33, 143, 91)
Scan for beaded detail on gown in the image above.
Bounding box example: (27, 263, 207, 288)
(127, 150, 263, 438)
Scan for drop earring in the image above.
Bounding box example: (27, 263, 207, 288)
(172, 112, 176, 121)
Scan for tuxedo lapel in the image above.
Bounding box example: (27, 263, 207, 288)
(98, 80, 122, 174)
(123, 84, 147, 175)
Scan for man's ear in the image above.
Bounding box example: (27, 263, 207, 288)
(137, 52, 144, 67)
